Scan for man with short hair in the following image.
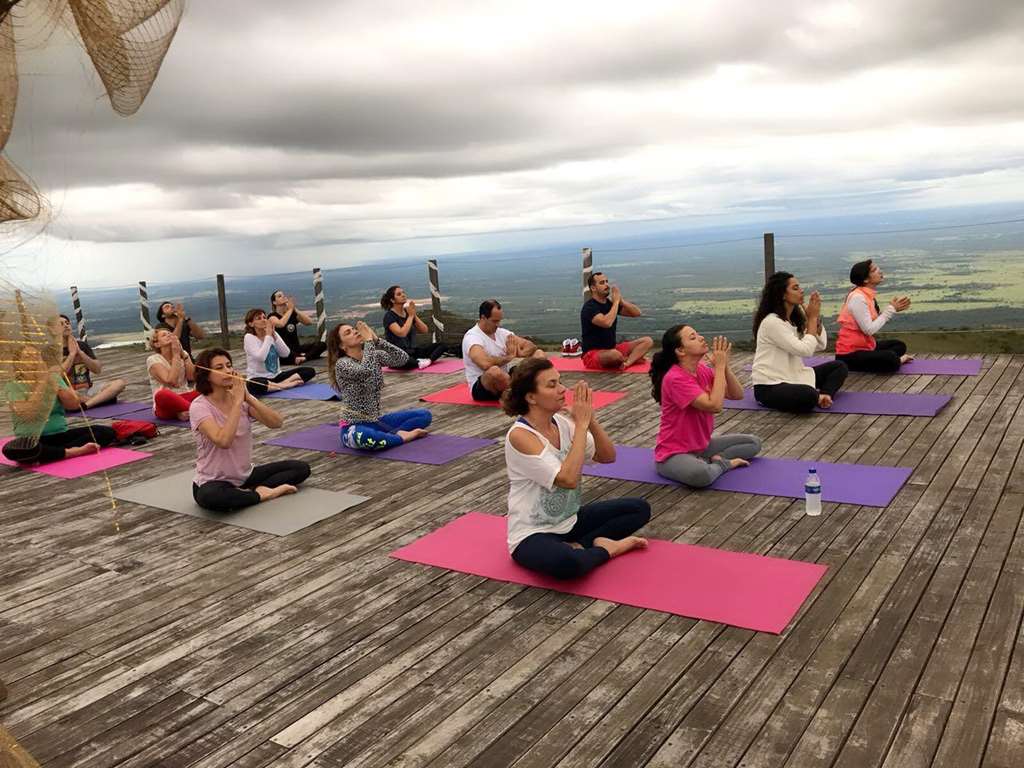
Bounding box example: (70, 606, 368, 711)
(462, 299, 545, 401)
(59, 314, 127, 408)
(580, 272, 653, 370)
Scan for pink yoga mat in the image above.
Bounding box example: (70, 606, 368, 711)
(0, 437, 151, 479)
(551, 355, 651, 374)
(392, 512, 827, 634)
(420, 383, 627, 409)
(384, 358, 465, 374)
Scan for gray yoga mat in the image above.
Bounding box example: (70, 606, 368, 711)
(113, 470, 369, 535)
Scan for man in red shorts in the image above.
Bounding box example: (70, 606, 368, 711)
(580, 272, 653, 370)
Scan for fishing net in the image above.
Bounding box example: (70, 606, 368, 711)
(0, 279, 61, 456)
(0, 0, 186, 224)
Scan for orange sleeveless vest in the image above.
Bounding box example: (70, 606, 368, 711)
(836, 286, 877, 355)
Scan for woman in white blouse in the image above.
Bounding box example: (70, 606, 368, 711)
(502, 357, 649, 579)
(751, 272, 848, 413)
(242, 309, 317, 396)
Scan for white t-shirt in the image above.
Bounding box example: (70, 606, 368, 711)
(463, 324, 514, 385)
(244, 332, 291, 378)
(146, 353, 189, 400)
(504, 413, 595, 553)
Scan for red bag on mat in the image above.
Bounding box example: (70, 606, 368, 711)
(111, 419, 158, 442)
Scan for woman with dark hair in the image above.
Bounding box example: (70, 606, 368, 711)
(751, 272, 848, 413)
(190, 348, 310, 512)
(242, 308, 317, 396)
(1, 345, 117, 464)
(501, 357, 650, 580)
(380, 285, 446, 370)
(326, 320, 432, 450)
(156, 301, 205, 359)
(650, 325, 761, 487)
(835, 259, 912, 373)
(147, 326, 199, 419)
(269, 290, 326, 365)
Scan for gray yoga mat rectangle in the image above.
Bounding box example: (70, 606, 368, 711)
(113, 470, 369, 535)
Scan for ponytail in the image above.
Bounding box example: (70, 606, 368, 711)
(649, 324, 684, 403)
(380, 285, 400, 311)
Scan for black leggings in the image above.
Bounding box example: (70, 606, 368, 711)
(389, 343, 447, 370)
(192, 460, 311, 512)
(247, 367, 317, 396)
(753, 360, 849, 414)
(2, 425, 118, 464)
(837, 339, 907, 374)
(512, 497, 651, 580)
(282, 340, 327, 365)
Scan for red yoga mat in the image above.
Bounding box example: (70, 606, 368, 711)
(421, 383, 627, 409)
(391, 512, 827, 634)
(551, 355, 651, 374)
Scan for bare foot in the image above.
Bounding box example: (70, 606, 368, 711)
(818, 394, 833, 409)
(567, 542, 584, 550)
(177, 411, 190, 421)
(593, 535, 649, 558)
(900, 354, 914, 364)
(65, 442, 101, 458)
(398, 428, 429, 443)
(729, 458, 750, 469)
(710, 454, 722, 462)
(295, 355, 306, 364)
(255, 484, 298, 502)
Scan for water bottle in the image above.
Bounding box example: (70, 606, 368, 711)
(804, 468, 822, 517)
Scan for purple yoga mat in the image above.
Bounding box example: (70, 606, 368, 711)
(746, 357, 983, 376)
(582, 445, 912, 507)
(263, 382, 339, 401)
(723, 389, 951, 416)
(264, 422, 493, 465)
(65, 401, 152, 419)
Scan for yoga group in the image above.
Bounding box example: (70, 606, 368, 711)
(5, 259, 915, 582)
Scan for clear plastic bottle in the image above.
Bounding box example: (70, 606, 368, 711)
(804, 468, 822, 517)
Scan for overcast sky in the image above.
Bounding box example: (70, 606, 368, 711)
(3, 0, 1024, 288)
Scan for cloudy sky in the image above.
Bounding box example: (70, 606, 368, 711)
(3, 0, 1024, 287)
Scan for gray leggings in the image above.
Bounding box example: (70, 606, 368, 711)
(656, 434, 762, 488)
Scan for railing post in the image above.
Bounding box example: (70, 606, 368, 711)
(69, 285, 87, 342)
(427, 259, 444, 343)
(763, 232, 775, 282)
(581, 247, 593, 298)
(138, 280, 152, 347)
(312, 268, 327, 343)
(216, 274, 230, 349)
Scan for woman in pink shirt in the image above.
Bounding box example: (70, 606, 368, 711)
(190, 348, 310, 512)
(650, 325, 761, 487)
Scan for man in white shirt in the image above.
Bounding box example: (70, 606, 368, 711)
(462, 299, 546, 401)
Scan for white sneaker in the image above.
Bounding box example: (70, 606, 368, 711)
(417, 358, 431, 369)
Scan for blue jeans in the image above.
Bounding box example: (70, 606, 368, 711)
(341, 409, 433, 450)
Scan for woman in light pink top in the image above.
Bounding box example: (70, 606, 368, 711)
(190, 348, 310, 512)
(649, 324, 761, 487)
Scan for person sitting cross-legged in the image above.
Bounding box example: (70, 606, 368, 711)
(502, 357, 650, 580)
(463, 298, 545, 402)
(327, 320, 433, 450)
(650, 324, 761, 487)
(190, 348, 310, 512)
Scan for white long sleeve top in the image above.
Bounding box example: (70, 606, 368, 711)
(244, 332, 291, 378)
(752, 313, 827, 388)
(847, 292, 896, 337)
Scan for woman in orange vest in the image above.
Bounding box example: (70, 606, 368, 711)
(835, 259, 912, 373)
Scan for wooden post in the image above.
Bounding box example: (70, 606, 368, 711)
(216, 274, 229, 349)
(763, 233, 775, 282)
(427, 259, 444, 343)
(69, 285, 87, 341)
(312, 268, 327, 343)
(581, 247, 593, 298)
(138, 281, 152, 348)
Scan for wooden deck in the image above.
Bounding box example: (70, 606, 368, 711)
(2, 346, 1023, 768)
